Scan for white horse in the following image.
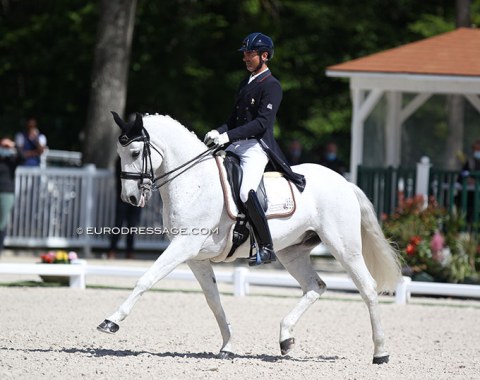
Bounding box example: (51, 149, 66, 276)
(98, 113, 402, 364)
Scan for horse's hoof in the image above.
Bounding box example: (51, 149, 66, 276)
(97, 319, 120, 334)
(280, 338, 295, 355)
(372, 355, 389, 364)
(218, 350, 234, 359)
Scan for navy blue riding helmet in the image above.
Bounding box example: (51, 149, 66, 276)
(238, 32, 274, 60)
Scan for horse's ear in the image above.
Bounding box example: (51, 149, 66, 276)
(111, 111, 127, 131)
(130, 113, 143, 136)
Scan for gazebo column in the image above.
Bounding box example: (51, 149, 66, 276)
(349, 86, 383, 183)
(385, 91, 402, 167)
(385, 91, 434, 168)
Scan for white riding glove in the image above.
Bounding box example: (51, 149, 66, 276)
(204, 130, 219, 146)
(204, 130, 229, 147)
(214, 132, 229, 147)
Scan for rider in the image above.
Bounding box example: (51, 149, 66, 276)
(204, 32, 305, 266)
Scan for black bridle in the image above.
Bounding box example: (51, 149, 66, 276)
(119, 127, 216, 191)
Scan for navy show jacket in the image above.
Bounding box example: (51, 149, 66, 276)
(218, 70, 306, 192)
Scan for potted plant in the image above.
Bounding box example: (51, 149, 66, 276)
(39, 250, 78, 285)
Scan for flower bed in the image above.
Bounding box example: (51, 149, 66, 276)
(382, 196, 480, 284)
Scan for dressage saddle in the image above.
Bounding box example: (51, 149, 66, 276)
(222, 152, 274, 264)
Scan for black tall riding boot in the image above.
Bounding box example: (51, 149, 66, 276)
(245, 189, 276, 266)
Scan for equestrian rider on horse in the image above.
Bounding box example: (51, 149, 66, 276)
(204, 32, 305, 266)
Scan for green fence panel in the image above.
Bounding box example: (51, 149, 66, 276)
(357, 166, 416, 218)
(359, 166, 480, 230)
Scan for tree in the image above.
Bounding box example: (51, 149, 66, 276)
(82, 0, 137, 168)
(443, 0, 471, 170)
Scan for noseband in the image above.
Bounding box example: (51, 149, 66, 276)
(119, 128, 216, 190)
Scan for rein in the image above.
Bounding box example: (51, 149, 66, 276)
(120, 127, 216, 191)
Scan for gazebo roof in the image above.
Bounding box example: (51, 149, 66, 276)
(327, 28, 480, 77)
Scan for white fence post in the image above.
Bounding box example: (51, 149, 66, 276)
(69, 259, 87, 289)
(395, 276, 411, 304)
(233, 267, 249, 297)
(81, 164, 96, 257)
(416, 156, 431, 208)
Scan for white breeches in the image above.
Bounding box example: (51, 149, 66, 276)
(226, 140, 269, 203)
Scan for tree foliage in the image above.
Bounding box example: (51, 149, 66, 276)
(0, 0, 475, 166)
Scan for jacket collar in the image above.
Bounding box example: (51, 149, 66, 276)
(237, 70, 272, 98)
(258, 71, 272, 82)
(248, 68, 270, 84)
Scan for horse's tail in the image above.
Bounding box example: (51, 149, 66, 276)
(350, 183, 403, 293)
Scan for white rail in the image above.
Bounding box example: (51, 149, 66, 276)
(0, 260, 87, 289)
(1, 262, 479, 304)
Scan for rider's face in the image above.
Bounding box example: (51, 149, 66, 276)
(243, 50, 261, 73)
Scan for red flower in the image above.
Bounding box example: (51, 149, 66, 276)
(40, 251, 56, 263)
(406, 244, 416, 256)
(410, 236, 421, 246)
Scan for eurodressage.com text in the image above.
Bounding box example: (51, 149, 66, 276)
(77, 226, 219, 236)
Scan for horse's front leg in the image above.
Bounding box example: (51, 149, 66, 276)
(97, 238, 201, 333)
(187, 259, 234, 358)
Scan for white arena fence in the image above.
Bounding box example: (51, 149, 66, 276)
(0, 261, 479, 304)
(5, 165, 168, 252)
(3, 160, 479, 301)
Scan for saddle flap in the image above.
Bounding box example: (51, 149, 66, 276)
(222, 151, 267, 212)
(212, 154, 297, 263)
(215, 154, 296, 221)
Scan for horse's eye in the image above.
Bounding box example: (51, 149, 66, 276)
(132, 151, 140, 159)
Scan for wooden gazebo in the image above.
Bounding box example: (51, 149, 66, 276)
(326, 28, 480, 183)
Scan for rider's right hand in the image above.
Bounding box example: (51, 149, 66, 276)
(204, 130, 220, 147)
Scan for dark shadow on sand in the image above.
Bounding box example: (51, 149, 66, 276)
(1, 346, 343, 363)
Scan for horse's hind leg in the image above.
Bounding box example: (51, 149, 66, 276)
(187, 259, 233, 359)
(322, 227, 389, 364)
(275, 245, 326, 355)
(338, 253, 389, 364)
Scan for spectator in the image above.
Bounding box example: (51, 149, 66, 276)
(108, 157, 142, 259)
(461, 139, 480, 175)
(15, 117, 47, 166)
(0, 137, 24, 255)
(458, 139, 480, 223)
(319, 142, 346, 176)
(286, 139, 304, 165)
